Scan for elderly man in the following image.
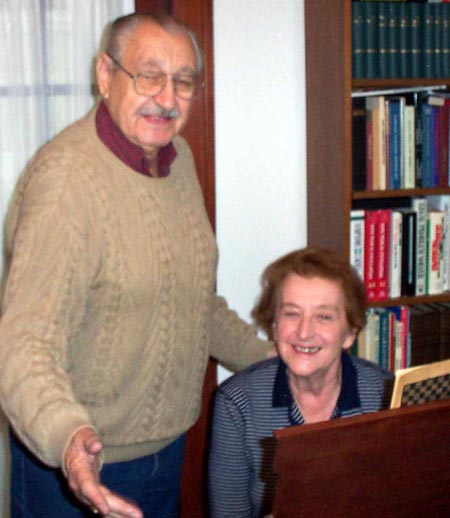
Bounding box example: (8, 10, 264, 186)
(0, 13, 271, 518)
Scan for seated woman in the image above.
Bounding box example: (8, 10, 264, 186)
(208, 247, 393, 518)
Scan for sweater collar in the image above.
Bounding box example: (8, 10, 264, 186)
(272, 351, 361, 422)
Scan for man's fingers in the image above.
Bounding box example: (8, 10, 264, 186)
(98, 487, 143, 518)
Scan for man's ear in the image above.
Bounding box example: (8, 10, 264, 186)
(96, 53, 112, 99)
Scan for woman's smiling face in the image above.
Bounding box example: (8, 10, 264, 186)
(273, 274, 357, 385)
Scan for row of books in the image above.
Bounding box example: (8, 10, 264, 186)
(352, 1, 450, 79)
(352, 302, 450, 372)
(352, 92, 450, 191)
(350, 196, 450, 301)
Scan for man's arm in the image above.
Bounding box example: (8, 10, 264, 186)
(208, 295, 275, 371)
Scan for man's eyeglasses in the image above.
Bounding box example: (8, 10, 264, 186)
(106, 53, 201, 100)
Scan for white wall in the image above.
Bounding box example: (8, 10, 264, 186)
(214, 0, 307, 382)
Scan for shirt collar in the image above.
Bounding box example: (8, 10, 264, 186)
(95, 100, 177, 177)
(272, 351, 361, 421)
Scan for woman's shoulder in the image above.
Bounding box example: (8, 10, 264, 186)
(217, 357, 280, 398)
(350, 354, 394, 382)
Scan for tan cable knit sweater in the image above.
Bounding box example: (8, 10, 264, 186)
(0, 106, 270, 467)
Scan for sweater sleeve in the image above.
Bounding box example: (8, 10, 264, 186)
(208, 387, 253, 518)
(208, 295, 273, 372)
(0, 151, 96, 467)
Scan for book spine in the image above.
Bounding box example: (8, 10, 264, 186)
(366, 96, 387, 190)
(403, 105, 416, 187)
(399, 3, 411, 78)
(352, 2, 366, 78)
(350, 210, 365, 280)
(377, 309, 390, 370)
(426, 195, 450, 291)
(365, 106, 374, 190)
(410, 2, 423, 79)
(387, 3, 400, 78)
(364, 210, 378, 302)
(389, 210, 403, 299)
(364, 1, 379, 79)
(423, 3, 435, 78)
(412, 198, 427, 296)
(352, 99, 367, 190)
(375, 209, 391, 301)
(426, 210, 445, 295)
(401, 211, 416, 297)
(433, 4, 443, 78)
(378, 3, 389, 78)
(388, 99, 402, 189)
(442, 4, 450, 78)
(438, 104, 449, 187)
(421, 103, 435, 187)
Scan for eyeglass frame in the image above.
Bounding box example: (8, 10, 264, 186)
(105, 52, 202, 100)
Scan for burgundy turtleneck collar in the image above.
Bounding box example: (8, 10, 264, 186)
(95, 100, 177, 178)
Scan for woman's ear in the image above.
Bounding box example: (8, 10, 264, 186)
(342, 327, 358, 351)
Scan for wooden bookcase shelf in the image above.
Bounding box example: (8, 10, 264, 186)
(305, 0, 450, 305)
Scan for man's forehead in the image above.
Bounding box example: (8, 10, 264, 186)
(122, 21, 195, 67)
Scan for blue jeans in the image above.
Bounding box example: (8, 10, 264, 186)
(10, 430, 186, 518)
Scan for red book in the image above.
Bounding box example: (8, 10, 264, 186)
(374, 209, 391, 301)
(364, 210, 378, 302)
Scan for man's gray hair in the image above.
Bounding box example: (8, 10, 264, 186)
(101, 12, 204, 74)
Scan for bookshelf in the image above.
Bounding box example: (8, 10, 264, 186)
(305, 0, 450, 308)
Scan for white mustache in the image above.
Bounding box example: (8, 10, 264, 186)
(138, 106, 180, 119)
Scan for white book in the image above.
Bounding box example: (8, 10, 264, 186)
(394, 320, 404, 372)
(389, 210, 403, 298)
(426, 195, 450, 291)
(412, 198, 427, 296)
(403, 105, 415, 188)
(350, 210, 365, 280)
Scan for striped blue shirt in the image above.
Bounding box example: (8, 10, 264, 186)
(208, 352, 393, 518)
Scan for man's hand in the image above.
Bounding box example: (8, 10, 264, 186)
(64, 427, 143, 518)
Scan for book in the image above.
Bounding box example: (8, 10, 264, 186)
(431, 301, 450, 360)
(350, 210, 365, 280)
(374, 208, 391, 301)
(387, 97, 405, 190)
(408, 304, 441, 367)
(387, 305, 410, 369)
(403, 104, 416, 187)
(376, 308, 391, 370)
(366, 96, 387, 190)
(390, 358, 450, 409)
(352, 2, 366, 78)
(364, 210, 378, 301)
(399, 208, 416, 296)
(426, 195, 450, 291)
(363, 1, 379, 78)
(426, 209, 445, 294)
(423, 3, 435, 78)
(352, 98, 367, 190)
(410, 2, 423, 78)
(389, 209, 403, 298)
(421, 102, 438, 187)
(412, 197, 427, 295)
